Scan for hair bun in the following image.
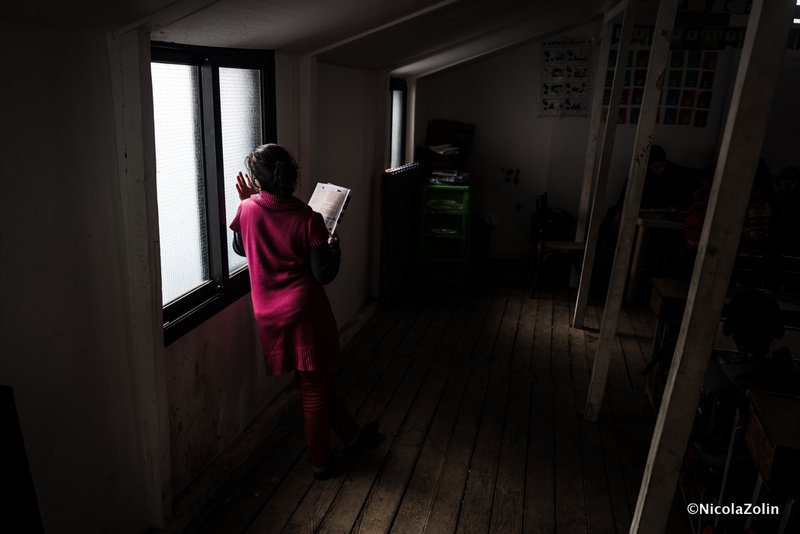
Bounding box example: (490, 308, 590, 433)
(246, 143, 298, 197)
(723, 289, 784, 344)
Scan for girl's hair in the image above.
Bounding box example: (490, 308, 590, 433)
(245, 144, 299, 197)
(648, 144, 667, 164)
(723, 289, 784, 352)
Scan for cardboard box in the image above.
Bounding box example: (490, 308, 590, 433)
(745, 390, 800, 494)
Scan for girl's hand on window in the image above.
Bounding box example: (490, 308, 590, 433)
(236, 172, 259, 201)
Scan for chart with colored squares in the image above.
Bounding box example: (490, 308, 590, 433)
(601, 47, 719, 128)
(593, 4, 800, 126)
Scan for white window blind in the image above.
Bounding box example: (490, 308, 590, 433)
(220, 67, 263, 274)
(151, 62, 209, 305)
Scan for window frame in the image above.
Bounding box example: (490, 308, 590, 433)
(151, 42, 277, 345)
(389, 77, 407, 168)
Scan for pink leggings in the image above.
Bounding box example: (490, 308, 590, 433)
(295, 370, 359, 469)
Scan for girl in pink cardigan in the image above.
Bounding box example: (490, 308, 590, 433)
(231, 144, 380, 479)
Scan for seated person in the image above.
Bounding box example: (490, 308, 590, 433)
(640, 145, 698, 211)
(683, 290, 800, 520)
(682, 179, 711, 251)
(681, 160, 774, 282)
(694, 290, 799, 464)
(608, 145, 694, 217)
(709, 290, 795, 395)
(685, 159, 773, 252)
(598, 146, 690, 285)
(739, 161, 773, 255)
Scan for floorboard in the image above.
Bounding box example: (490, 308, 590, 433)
(524, 379, 556, 534)
(489, 291, 533, 534)
(350, 361, 449, 534)
(422, 364, 489, 534)
(187, 265, 690, 534)
(389, 366, 470, 533)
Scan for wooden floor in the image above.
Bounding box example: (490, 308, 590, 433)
(187, 264, 690, 534)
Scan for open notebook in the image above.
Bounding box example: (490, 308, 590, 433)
(308, 182, 351, 234)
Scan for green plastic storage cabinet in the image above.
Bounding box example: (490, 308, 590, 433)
(418, 184, 471, 284)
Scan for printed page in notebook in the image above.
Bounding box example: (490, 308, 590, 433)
(308, 182, 351, 234)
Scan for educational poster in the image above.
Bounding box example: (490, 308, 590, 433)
(601, 42, 720, 128)
(660, 49, 719, 128)
(541, 39, 591, 117)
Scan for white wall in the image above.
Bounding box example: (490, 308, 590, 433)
(315, 62, 386, 323)
(602, 47, 736, 212)
(0, 26, 156, 532)
(415, 28, 736, 257)
(416, 40, 570, 258)
(604, 47, 800, 211)
(0, 23, 383, 533)
(762, 49, 800, 173)
(165, 296, 291, 497)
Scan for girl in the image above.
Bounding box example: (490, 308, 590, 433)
(230, 143, 380, 479)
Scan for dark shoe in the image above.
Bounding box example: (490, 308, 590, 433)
(313, 451, 338, 480)
(343, 422, 385, 457)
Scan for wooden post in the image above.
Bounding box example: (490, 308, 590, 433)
(573, 0, 637, 328)
(107, 29, 171, 524)
(630, 1, 794, 531)
(574, 18, 615, 243)
(583, 0, 679, 421)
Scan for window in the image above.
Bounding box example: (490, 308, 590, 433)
(151, 43, 276, 344)
(389, 78, 407, 169)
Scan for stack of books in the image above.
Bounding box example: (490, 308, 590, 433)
(427, 144, 460, 155)
(429, 170, 470, 184)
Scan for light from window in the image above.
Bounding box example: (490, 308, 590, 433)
(151, 62, 209, 305)
(390, 89, 404, 168)
(219, 67, 263, 274)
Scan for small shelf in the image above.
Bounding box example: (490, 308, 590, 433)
(426, 200, 465, 212)
(418, 184, 471, 284)
(426, 209, 467, 215)
(417, 256, 464, 263)
(422, 235, 466, 241)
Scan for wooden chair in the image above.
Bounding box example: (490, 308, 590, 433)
(530, 193, 584, 296)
